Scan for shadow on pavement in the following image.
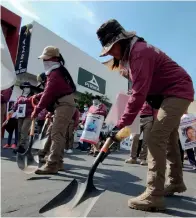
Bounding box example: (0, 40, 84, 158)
(164, 195, 196, 217)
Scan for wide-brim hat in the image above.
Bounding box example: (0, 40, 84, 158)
(38, 46, 60, 60)
(96, 19, 136, 57)
(20, 81, 43, 93)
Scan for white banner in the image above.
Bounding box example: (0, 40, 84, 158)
(179, 114, 196, 150)
(105, 92, 140, 134)
(80, 113, 104, 144)
(1, 26, 16, 91)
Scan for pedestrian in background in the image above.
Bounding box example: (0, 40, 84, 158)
(125, 102, 153, 165)
(3, 110, 18, 149)
(65, 107, 80, 154)
(1, 86, 13, 138)
(13, 82, 36, 154)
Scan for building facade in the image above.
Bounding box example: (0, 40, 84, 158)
(13, 21, 128, 105)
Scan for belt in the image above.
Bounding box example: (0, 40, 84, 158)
(140, 115, 152, 118)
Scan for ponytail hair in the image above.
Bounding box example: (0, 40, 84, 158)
(58, 53, 76, 93)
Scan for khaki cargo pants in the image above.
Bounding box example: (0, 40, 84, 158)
(18, 118, 31, 149)
(130, 116, 153, 160)
(146, 97, 191, 196)
(46, 94, 76, 167)
(65, 120, 75, 150)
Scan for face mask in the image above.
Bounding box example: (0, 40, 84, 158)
(93, 99, 100, 106)
(22, 87, 31, 97)
(43, 61, 60, 74)
(84, 107, 88, 111)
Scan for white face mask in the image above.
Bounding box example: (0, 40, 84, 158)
(43, 61, 60, 75)
(22, 87, 31, 97)
(93, 99, 100, 106)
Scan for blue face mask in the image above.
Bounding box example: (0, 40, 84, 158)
(84, 107, 88, 111)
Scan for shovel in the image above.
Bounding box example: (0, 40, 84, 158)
(39, 137, 114, 217)
(39, 127, 131, 217)
(16, 119, 40, 174)
(32, 118, 50, 150)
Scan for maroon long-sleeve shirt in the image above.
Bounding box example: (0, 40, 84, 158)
(82, 103, 107, 124)
(117, 41, 194, 129)
(139, 102, 153, 116)
(34, 68, 74, 115)
(1, 88, 12, 103)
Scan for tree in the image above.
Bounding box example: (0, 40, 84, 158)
(76, 91, 111, 111)
(77, 92, 93, 111)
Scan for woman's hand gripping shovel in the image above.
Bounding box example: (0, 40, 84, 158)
(16, 97, 40, 174)
(39, 127, 131, 217)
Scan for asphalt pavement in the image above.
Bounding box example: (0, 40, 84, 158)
(1, 145, 196, 217)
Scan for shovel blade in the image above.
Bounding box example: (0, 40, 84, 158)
(40, 179, 104, 217)
(16, 152, 39, 174)
(32, 137, 48, 150)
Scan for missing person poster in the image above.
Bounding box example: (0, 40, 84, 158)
(80, 113, 104, 144)
(178, 114, 196, 150)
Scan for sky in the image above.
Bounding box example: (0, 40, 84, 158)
(1, 0, 196, 97)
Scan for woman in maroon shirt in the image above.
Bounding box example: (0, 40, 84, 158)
(96, 19, 194, 212)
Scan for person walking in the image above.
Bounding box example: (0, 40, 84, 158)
(1, 86, 13, 139)
(82, 95, 107, 156)
(96, 19, 194, 211)
(125, 102, 153, 165)
(65, 107, 80, 154)
(3, 111, 18, 149)
(31, 46, 76, 174)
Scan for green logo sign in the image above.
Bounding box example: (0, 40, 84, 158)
(77, 67, 106, 94)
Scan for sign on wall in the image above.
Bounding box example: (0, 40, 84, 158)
(77, 67, 106, 94)
(15, 23, 33, 75)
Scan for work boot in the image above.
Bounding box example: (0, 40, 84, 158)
(128, 191, 165, 212)
(34, 163, 58, 175)
(125, 158, 137, 164)
(140, 160, 147, 166)
(164, 182, 187, 196)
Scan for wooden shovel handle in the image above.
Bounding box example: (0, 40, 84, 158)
(30, 119, 35, 136)
(31, 96, 37, 108)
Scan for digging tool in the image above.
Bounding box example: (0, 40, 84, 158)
(39, 127, 131, 217)
(32, 118, 50, 150)
(16, 119, 40, 174)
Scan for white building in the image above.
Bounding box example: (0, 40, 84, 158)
(12, 21, 127, 105)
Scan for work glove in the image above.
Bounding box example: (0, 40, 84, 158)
(108, 126, 121, 141)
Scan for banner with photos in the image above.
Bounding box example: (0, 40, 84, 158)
(178, 114, 196, 150)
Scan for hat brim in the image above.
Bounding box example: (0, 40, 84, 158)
(20, 85, 31, 90)
(99, 31, 136, 57)
(38, 54, 51, 60)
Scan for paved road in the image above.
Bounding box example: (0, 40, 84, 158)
(1, 147, 196, 217)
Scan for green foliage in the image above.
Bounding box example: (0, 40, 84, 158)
(77, 92, 93, 110)
(76, 91, 110, 111)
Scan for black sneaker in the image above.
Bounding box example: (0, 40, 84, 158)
(13, 146, 26, 154)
